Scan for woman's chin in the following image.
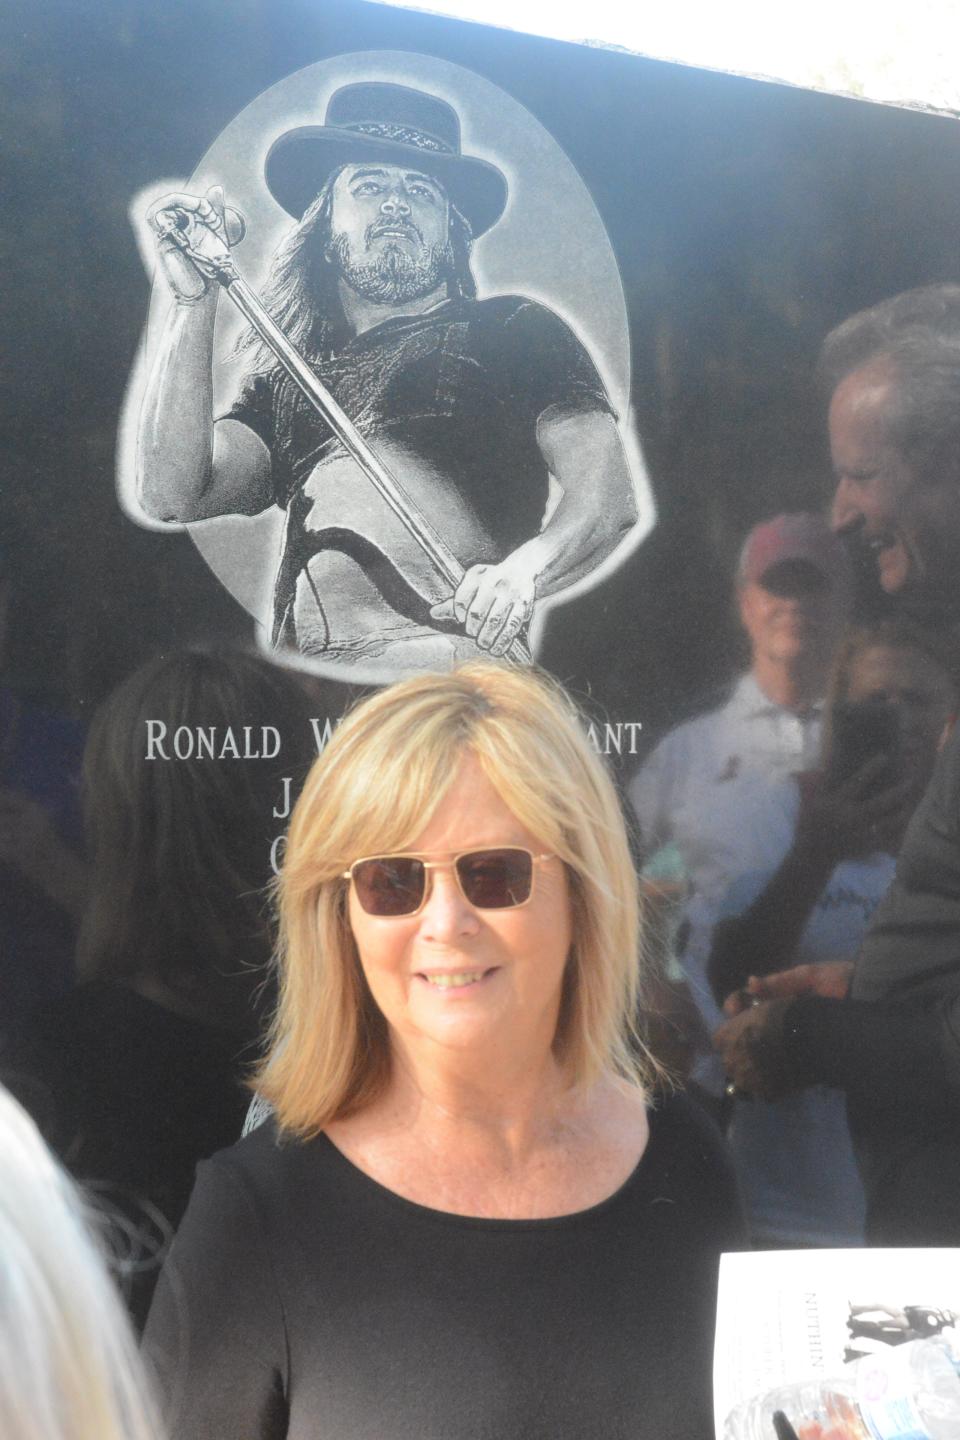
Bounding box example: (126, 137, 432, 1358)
(409, 970, 504, 1038)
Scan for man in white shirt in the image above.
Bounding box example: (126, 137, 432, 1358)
(629, 512, 852, 1080)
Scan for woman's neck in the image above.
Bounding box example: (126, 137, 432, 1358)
(341, 1042, 587, 1170)
(325, 1046, 648, 1220)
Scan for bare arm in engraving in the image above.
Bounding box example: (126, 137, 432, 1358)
(136, 189, 273, 523)
(431, 407, 639, 656)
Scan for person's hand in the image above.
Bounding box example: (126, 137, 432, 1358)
(146, 185, 243, 302)
(722, 988, 757, 1017)
(723, 961, 854, 1014)
(430, 558, 536, 656)
(797, 1422, 858, 1440)
(713, 998, 797, 1100)
(794, 764, 916, 864)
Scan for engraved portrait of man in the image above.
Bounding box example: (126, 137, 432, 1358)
(133, 74, 648, 679)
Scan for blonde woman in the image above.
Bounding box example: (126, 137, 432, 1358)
(145, 662, 745, 1439)
(0, 1085, 163, 1440)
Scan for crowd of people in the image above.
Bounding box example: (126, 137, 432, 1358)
(635, 282, 960, 1255)
(4, 270, 960, 1433)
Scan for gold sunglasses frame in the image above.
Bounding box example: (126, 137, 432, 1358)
(342, 847, 555, 916)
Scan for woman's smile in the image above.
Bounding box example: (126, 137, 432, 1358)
(416, 967, 499, 991)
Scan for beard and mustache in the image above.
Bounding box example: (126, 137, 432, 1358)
(326, 222, 455, 305)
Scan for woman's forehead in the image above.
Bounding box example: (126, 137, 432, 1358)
(398, 756, 532, 851)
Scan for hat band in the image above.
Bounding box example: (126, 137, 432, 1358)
(340, 120, 454, 156)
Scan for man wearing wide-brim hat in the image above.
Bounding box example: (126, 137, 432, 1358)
(136, 80, 642, 679)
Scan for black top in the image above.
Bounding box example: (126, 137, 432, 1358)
(144, 1091, 745, 1440)
(2, 980, 255, 1325)
(0, 687, 85, 1041)
(784, 721, 960, 1243)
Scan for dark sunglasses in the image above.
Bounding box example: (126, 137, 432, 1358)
(343, 847, 554, 917)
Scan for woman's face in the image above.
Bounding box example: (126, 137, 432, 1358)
(845, 643, 956, 781)
(347, 754, 573, 1067)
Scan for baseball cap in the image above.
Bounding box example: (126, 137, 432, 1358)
(738, 512, 851, 588)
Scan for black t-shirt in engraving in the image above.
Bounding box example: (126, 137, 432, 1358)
(143, 1092, 745, 1440)
(224, 295, 614, 638)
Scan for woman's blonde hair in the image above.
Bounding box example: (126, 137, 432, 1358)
(255, 662, 655, 1136)
(0, 1086, 164, 1440)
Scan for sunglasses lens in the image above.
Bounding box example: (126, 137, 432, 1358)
(352, 857, 426, 916)
(458, 849, 533, 909)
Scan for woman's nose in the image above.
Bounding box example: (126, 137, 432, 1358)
(418, 866, 480, 939)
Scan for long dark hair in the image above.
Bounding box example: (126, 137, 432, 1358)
(77, 649, 317, 1009)
(233, 165, 477, 375)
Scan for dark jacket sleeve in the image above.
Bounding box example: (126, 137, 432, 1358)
(142, 1154, 288, 1439)
(783, 992, 960, 1119)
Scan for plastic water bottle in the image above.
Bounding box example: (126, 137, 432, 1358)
(723, 1337, 960, 1440)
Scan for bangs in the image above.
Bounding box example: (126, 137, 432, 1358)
(282, 661, 616, 898)
(281, 714, 470, 893)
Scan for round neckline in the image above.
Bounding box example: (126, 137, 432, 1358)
(315, 1103, 657, 1231)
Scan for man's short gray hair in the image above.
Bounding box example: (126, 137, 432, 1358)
(818, 283, 960, 491)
